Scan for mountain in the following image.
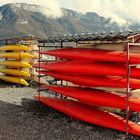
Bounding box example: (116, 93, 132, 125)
(0, 3, 137, 39)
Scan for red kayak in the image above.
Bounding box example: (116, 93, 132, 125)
(42, 84, 140, 112)
(40, 48, 140, 64)
(34, 61, 140, 78)
(38, 71, 140, 89)
(35, 96, 140, 136)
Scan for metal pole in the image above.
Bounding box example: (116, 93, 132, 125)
(60, 41, 63, 99)
(125, 43, 131, 139)
(37, 42, 42, 100)
(29, 40, 33, 80)
(18, 42, 21, 87)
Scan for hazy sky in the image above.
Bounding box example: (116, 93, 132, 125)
(0, 0, 139, 24)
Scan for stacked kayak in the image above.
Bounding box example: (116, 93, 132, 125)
(41, 48, 140, 64)
(0, 45, 33, 86)
(34, 61, 140, 78)
(0, 61, 32, 68)
(34, 48, 140, 136)
(35, 96, 140, 136)
(42, 85, 140, 112)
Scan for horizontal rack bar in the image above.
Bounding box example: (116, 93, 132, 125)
(37, 75, 46, 77)
(37, 89, 49, 92)
(38, 45, 74, 48)
(128, 43, 140, 46)
(29, 50, 39, 52)
(129, 64, 140, 67)
(37, 60, 56, 62)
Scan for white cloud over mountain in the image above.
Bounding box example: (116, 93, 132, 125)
(0, 0, 62, 17)
(0, 0, 140, 24)
(59, 0, 140, 25)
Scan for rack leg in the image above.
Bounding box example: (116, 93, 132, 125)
(125, 44, 131, 139)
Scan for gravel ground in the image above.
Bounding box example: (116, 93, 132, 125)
(0, 85, 140, 140)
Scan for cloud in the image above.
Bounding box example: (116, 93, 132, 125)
(99, 0, 140, 24)
(59, 0, 140, 25)
(0, 0, 62, 18)
(0, 0, 140, 24)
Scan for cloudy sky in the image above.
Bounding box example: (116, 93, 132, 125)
(0, 0, 139, 24)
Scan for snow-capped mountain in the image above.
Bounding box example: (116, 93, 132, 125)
(0, 3, 139, 39)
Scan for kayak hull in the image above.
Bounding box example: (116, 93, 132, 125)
(39, 71, 140, 89)
(0, 75, 28, 86)
(0, 52, 34, 60)
(35, 96, 140, 136)
(41, 48, 140, 64)
(0, 68, 30, 77)
(0, 45, 29, 51)
(43, 84, 140, 112)
(34, 61, 140, 78)
(0, 61, 32, 68)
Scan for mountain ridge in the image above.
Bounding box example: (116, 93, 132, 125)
(0, 3, 139, 39)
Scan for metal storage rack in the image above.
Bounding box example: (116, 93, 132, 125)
(37, 30, 140, 140)
(125, 34, 140, 139)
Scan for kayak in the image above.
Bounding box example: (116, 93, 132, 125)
(39, 71, 140, 89)
(0, 75, 28, 86)
(43, 84, 140, 112)
(0, 52, 34, 59)
(34, 61, 140, 78)
(0, 68, 30, 77)
(0, 45, 29, 51)
(35, 96, 140, 136)
(40, 48, 140, 64)
(0, 61, 32, 68)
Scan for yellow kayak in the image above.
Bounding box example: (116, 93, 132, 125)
(0, 69, 30, 77)
(0, 75, 29, 86)
(0, 45, 29, 51)
(0, 61, 32, 68)
(0, 52, 34, 59)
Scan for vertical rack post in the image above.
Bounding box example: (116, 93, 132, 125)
(29, 40, 33, 81)
(37, 41, 42, 100)
(5, 40, 8, 62)
(125, 43, 131, 139)
(60, 41, 63, 98)
(55, 43, 58, 98)
(18, 42, 21, 87)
